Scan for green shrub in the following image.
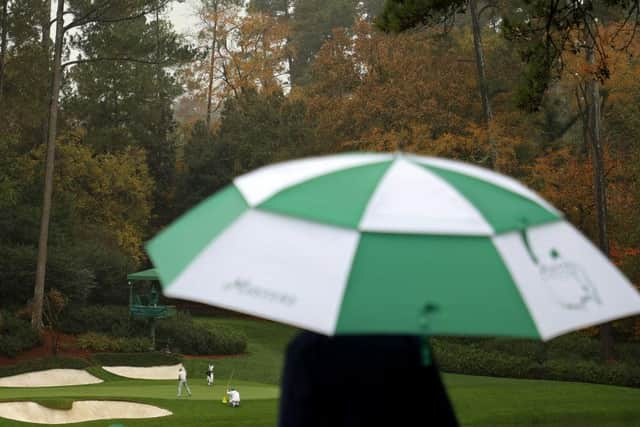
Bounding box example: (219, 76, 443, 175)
(545, 334, 601, 361)
(544, 359, 640, 388)
(432, 340, 535, 379)
(476, 338, 547, 363)
(156, 313, 247, 355)
(77, 333, 151, 353)
(91, 352, 181, 367)
(431, 337, 640, 388)
(617, 341, 640, 365)
(58, 305, 146, 336)
(0, 312, 41, 358)
(0, 245, 38, 307)
(0, 357, 88, 378)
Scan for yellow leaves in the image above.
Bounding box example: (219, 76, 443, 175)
(24, 130, 153, 263)
(178, 7, 290, 127)
(115, 222, 147, 265)
(223, 12, 290, 96)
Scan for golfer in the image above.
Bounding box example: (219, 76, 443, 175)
(206, 364, 215, 386)
(177, 366, 192, 397)
(226, 388, 240, 407)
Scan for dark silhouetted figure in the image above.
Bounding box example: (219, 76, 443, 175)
(279, 331, 459, 427)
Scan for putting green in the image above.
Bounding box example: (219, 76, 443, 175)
(0, 379, 279, 402)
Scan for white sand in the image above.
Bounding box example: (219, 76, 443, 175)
(0, 401, 172, 424)
(101, 363, 184, 380)
(0, 369, 103, 387)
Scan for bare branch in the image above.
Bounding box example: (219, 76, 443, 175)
(62, 56, 161, 69)
(477, 3, 496, 19)
(63, 0, 113, 31)
(610, 1, 638, 46)
(64, 0, 171, 32)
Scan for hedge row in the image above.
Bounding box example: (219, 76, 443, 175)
(77, 333, 152, 353)
(156, 315, 247, 355)
(0, 357, 89, 378)
(434, 334, 640, 366)
(59, 306, 248, 355)
(58, 305, 145, 336)
(432, 338, 640, 388)
(0, 312, 41, 358)
(91, 351, 181, 367)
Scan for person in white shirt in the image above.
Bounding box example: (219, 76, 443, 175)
(226, 388, 240, 407)
(206, 364, 215, 386)
(177, 367, 192, 397)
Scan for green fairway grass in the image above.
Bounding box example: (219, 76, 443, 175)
(444, 374, 640, 427)
(187, 317, 299, 385)
(1, 317, 639, 426)
(0, 379, 278, 401)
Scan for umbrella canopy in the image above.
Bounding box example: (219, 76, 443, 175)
(146, 153, 640, 340)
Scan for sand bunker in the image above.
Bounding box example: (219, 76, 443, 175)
(102, 363, 184, 380)
(0, 401, 171, 424)
(0, 369, 103, 387)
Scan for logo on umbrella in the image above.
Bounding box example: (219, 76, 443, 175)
(223, 278, 297, 306)
(520, 229, 602, 311)
(539, 251, 602, 310)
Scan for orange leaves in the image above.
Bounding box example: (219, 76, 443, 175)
(610, 244, 640, 265)
(529, 143, 640, 280)
(305, 21, 482, 154)
(223, 12, 290, 96)
(530, 147, 595, 225)
(177, 5, 290, 126)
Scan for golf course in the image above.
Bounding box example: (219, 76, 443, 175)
(4, 0, 640, 425)
(1, 318, 639, 427)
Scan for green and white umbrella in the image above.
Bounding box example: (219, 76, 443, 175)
(147, 153, 640, 340)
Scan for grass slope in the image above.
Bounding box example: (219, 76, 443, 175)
(1, 317, 639, 426)
(186, 317, 298, 385)
(445, 374, 640, 427)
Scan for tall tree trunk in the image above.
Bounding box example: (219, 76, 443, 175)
(469, 0, 492, 123)
(32, 0, 64, 331)
(40, 0, 52, 151)
(284, 0, 294, 88)
(584, 6, 614, 360)
(469, 0, 495, 167)
(0, 0, 8, 105)
(205, 2, 218, 129)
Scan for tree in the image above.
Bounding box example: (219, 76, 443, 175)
(0, 0, 8, 104)
(305, 21, 484, 154)
(179, 5, 289, 127)
(176, 90, 318, 210)
(195, 0, 243, 128)
(376, 0, 640, 359)
(33, 0, 66, 330)
(31, 0, 176, 330)
(506, 0, 640, 359)
(248, 0, 381, 86)
(65, 13, 192, 228)
(501, 0, 640, 110)
(218, 12, 290, 95)
(584, 0, 613, 358)
(0, 0, 50, 148)
(377, 0, 497, 165)
(0, 128, 153, 310)
(289, 0, 359, 84)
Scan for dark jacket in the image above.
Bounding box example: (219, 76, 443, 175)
(278, 331, 459, 427)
